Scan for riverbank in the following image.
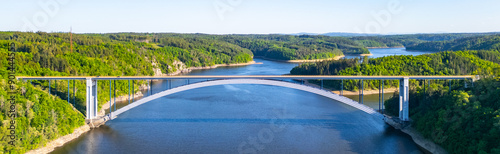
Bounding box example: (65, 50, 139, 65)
(167, 61, 260, 76)
(254, 56, 345, 63)
(344, 53, 374, 57)
(365, 46, 405, 49)
(26, 125, 91, 154)
(384, 116, 448, 154)
(303, 80, 398, 95)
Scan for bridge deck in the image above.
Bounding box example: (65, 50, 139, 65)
(17, 75, 475, 80)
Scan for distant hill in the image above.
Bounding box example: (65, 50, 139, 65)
(287, 32, 380, 37)
(322, 32, 380, 37)
(287, 32, 320, 36)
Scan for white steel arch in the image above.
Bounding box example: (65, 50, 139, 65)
(110, 79, 384, 120)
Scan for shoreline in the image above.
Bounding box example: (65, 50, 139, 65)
(254, 56, 345, 63)
(365, 46, 405, 49)
(345, 53, 374, 56)
(331, 88, 397, 95)
(303, 80, 398, 95)
(166, 61, 260, 76)
(25, 125, 91, 154)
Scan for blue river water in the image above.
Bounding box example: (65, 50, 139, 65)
(52, 48, 431, 154)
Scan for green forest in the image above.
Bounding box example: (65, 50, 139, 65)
(290, 50, 500, 91)
(216, 34, 369, 59)
(350, 32, 500, 49)
(384, 78, 500, 153)
(111, 33, 371, 60)
(0, 50, 85, 152)
(405, 35, 500, 52)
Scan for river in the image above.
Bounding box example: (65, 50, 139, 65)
(52, 48, 431, 154)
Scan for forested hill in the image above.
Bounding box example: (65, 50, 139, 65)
(350, 33, 500, 49)
(290, 50, 500, 90)
(109, 33, 370, 60)
(405, 34, 500, 52)
(217, 34, 369, 59)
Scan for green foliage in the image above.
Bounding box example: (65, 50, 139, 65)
(101, 33, 368, 60)
(352, 37, 404, 48)
(384, 78, 500, 153)
(216, 34, 369, 59)
(290, 50, 500, 91)
(0, 79, 85, 153)
(406, 34, 500, 52)
(350, 33, 500, 48)
(152, 35, 253, 67)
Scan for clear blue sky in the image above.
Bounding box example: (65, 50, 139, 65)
(1, 0, 499, 34)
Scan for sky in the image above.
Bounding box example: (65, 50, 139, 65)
(1, 0, 499, 34)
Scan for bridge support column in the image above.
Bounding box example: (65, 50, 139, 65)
(67, 80, 70, 103)
(48, 80, 51, 95)
(341, 79, 343, 96)
(132, 80, 135, 102)
(73, 80, 76, 106)
(399, 77, 409, 121)
(128, 80, 131, 104)
(382, 80, 384, 113)
(361, 79, 364, 104)
(86, 78, 98, 120)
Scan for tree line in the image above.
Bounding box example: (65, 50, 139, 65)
(290, 50, 500, 91)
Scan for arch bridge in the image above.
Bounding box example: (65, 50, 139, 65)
(17, 75, 475, 123)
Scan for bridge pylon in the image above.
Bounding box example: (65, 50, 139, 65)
(86, 78, 98, 120)
(399, 77, 409, 121)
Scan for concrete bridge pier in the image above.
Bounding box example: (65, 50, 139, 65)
(86, 78, 98, 120)
(399, 77, 409, 121)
